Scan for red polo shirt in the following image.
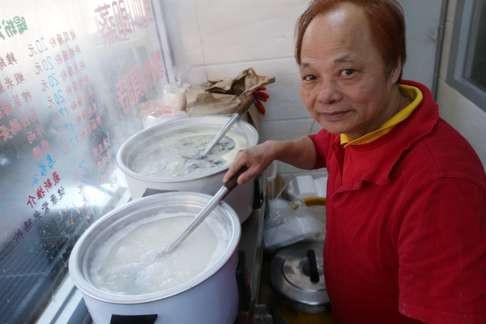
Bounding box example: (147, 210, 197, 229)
(309, 80, 486, 324)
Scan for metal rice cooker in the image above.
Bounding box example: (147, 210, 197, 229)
(271, 241, 329, 313)
(69, 192, 241, 324)
(116, 116, 259, 223)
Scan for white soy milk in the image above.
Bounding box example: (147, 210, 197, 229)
(89, 214, 226, 295)
(130, 129, 247, 178)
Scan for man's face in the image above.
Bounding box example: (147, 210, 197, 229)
(299, 3, 400, 139)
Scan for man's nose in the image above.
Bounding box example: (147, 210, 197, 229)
(317, 79, 342, 104)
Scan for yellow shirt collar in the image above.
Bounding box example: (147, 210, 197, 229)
(340, 84, 423, 146)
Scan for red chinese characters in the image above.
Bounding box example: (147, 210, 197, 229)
(22, 168, 65, 243)
(116, 50, 164, 112)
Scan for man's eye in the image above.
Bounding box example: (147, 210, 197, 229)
(302, 74, 316, 81)
(340, 69, 356, 77)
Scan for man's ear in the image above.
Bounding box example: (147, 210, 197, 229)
(390, 60, 402, 84)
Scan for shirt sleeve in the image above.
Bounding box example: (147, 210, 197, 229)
(308, 129, 333, 169)
(397, 177, 486, 324)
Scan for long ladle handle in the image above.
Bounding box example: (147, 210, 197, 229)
(201, 112, 240, 157)
(162, 166, 248, 255)
(201, 95, 253, 157)
(221, 165, 248, 197)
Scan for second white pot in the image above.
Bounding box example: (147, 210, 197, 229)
(69, 192, 241, 324)
(116, 116, 259, 222)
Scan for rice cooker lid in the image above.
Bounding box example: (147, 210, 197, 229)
(271, 242, 329, 307)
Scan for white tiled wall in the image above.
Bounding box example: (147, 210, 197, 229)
(160, 0, 312, 144)
(436, 0, 486, 168)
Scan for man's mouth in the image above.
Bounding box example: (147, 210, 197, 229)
(319, 110, 352, 122)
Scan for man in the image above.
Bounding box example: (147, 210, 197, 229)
(224, 0, 486, 323)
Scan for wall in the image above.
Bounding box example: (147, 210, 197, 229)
(160, 0, 310, 140)
(437, 0, 486, 168)
(160, 0, 310, 174)
(160, 0, 443, 173)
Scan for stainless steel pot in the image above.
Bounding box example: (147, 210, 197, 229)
(69, 192, 241, 324)
(116, 116, 259, 223)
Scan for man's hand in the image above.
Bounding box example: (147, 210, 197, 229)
(223, 141, 276, 185)
(223, 137, 318, 185)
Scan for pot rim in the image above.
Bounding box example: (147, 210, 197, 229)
(115, 116, 259, 183)
(68, 192, 241, 304)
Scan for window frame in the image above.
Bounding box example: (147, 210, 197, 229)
(447, 0, 486, 111)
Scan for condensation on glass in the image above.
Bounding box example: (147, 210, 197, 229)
(0, 0, 167, 322)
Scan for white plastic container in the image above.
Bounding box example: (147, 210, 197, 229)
(69, 192, 241, 324)
(116, 116, 258, 222)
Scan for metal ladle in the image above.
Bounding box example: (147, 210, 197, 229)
(160, 166, 247, 256)
(198, 95, 254, 158)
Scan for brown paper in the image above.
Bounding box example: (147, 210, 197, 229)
(186, 68, 275, 117)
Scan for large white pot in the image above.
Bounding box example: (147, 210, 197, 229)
(69, 192, 241, 324)
(116, 116, 259, 223)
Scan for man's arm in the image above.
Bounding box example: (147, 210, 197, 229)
(224, 136, 317, 184)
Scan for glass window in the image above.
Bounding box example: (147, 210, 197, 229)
(0, 1, 168, 323)
(464, 1, 486, 91)
(448, 0, 486, 110)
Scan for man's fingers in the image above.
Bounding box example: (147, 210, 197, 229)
(223, 152, 247, 182)
(236, 165, 259, 185)
(236, 167, 252, 185)
(223, 148, 265, 185)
